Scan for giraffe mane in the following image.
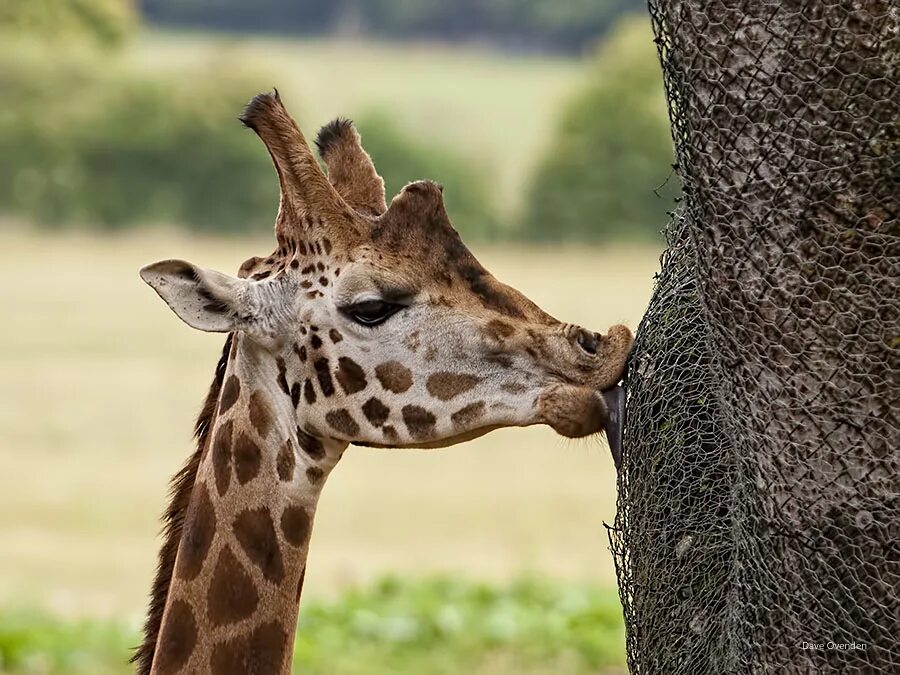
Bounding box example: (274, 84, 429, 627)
(131, 333, 233, 674)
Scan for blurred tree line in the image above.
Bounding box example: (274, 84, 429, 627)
(523, 18, 676, 241)
(0, 0, 135, 45)
(139, 0, 646, 54)
(0, 1, 675, 242)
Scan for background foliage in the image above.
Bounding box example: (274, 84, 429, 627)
(0, 0, 674, 241)
(522, 19, 675, 242)
(0, 0, 135, 46)
(0, 578, 624, 674)
(139, 0, 646, 54)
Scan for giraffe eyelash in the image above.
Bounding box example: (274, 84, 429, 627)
(339, 299, 405, 327)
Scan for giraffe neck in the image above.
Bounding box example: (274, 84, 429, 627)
(150, 336, 346, 675)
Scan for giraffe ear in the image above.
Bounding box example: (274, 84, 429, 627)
(316, 118, 387, 217)
(140, 259, 250, 333)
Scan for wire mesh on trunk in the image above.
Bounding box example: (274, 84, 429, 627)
(609, 1, 899, 673)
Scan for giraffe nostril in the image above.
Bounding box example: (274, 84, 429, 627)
(575, 329, 599, 356)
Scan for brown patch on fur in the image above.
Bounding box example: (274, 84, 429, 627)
(311, 334, 323, 349)
(206, 546, 259, 627)
(233, 507, 285, 584)
(306, 466, 324, 485)
(132, 334, 232, 675)
(502, 382, 527, 394)
(335, 357, 367, 394)
(402, 331, 421, 352)
(209, 620, 288, 675)
(281, 504, 311, 547)
(485, 319, 515, 340)
(426, 372, 481, 401)
(375, 361, 413, 393)
(459, 264, 526, 319)
(451, 401, 486, 427)
(303, 379, 317, 404)
(233, 433, 262, 485)
(402, 405, 436, 439)
(174, 482, 216, 580)
(238, 256, 264, 279)
(314, 358, 335, 396)
(487, 354, 514, 368)
(248, 390, 273, 438)
(153, 599, 197, 674)
(326, 408, 360, 437)
(382, 425, 400, 443)
(276, 357, 290, 396)
(329, 329, 343, 343)
(276, 440, 296, 481)
(362, 397, 390, 427)
(298, 427, 326, 460)
(291, 381, 302, 408)
(212, 420, 233, 497)
(219, 375, 240, 414)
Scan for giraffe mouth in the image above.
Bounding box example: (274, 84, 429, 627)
(602, 385, 625, 471)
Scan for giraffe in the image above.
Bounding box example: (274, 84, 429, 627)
(134, 91, 634, 674)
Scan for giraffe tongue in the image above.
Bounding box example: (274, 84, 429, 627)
(602, 385, 625, 471)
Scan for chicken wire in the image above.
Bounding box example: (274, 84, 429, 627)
(608, 1, 899, 673)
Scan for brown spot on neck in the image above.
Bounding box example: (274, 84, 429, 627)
(219, 375, 241, 414)
(209, 620, 288, 675)
(212, 420, 233, 497)
(326, 408, 360, 437)
(174, 482, 216, 581)
(280, 504, 312, 547)
(233, 507, 285, 584)
(306, 466, 325, 485)
(298, 427, 326, 460)
(153, 599, 197, 674)
(206, 546, 259, 627)
(248, 390, 274, 438)
(276, 440, 296, 481)
(233, 432, 262, 485)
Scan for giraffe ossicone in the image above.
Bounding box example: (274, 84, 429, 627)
(136, 91, 633, 674)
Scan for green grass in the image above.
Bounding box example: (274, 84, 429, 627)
(0, 577, 626, 674)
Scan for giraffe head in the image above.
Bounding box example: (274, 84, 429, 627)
(141, 92, 633, 455)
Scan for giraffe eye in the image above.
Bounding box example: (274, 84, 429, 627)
(342, 300, 404, 327)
